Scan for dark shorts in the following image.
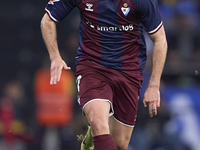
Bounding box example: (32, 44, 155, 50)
(75, 60, 142, 127)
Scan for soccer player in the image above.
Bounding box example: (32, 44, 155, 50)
(41, 0, 167, 149)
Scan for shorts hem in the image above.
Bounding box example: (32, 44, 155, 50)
(112, 116, 135, 128)
(82, 98, 114, 117)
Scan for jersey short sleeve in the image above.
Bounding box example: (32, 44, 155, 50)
(135, 0, 162, 34)
(45, 0, 79, 22)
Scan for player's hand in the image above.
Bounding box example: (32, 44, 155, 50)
(50, 57, 71, 85)
(143, 86, 160, 117)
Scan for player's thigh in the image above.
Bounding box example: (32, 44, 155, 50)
(109, 116, 134, 150)
(84, 100, 110, 120)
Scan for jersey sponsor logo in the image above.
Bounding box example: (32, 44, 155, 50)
(121, 3, 130, 16)
(48, 0, 60, 5)
(86, 21, 134, 31)
(85, 3, 93, 11)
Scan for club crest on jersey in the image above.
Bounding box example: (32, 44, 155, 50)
(121, 3, 130, 16)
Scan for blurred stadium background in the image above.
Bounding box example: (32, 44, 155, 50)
(0, 0, 200, 150)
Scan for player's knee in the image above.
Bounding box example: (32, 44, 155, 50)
(90, 118, 106, 130)
(114, 136, 130, 150)
(89, 116, 109, 136)
(116, 142, 129, 150)
(84, 101, 110, 135)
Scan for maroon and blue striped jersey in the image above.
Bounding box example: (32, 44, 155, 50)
(45, 0, 162, 75)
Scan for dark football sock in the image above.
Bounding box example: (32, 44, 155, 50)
(93, 134, 117, 150)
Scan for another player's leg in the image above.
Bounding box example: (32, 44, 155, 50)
(109, 116, 134, 150)
(84, 100, 117, 150)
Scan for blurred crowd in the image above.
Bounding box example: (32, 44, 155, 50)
(0, 0, 200, 149)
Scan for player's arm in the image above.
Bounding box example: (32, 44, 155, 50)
(41, 14, 71, 85)
(143, 25, 167, 117)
